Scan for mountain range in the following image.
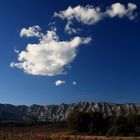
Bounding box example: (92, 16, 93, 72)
(0, 102, 140, 122)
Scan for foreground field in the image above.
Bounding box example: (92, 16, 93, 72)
(0, 127, 139, 140)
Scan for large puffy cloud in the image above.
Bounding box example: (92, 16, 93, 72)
(55, 3, 137, 26)
(55, 80, 66, 86)
(106, 3, 137, 20)
(10, 27, 91, 76)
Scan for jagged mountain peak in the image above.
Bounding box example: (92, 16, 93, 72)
(0, 102, 139, 122)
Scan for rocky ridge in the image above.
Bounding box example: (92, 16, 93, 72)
(0, 102, 140, 122)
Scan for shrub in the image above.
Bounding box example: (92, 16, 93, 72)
(67, 111, 140, 136)
(67, 112, 91, 132)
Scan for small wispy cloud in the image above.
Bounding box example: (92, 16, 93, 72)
(20, 25, 41, 38)
(54, 5, 102, 25)
(14, 48, 19, 54)
(106, 3, 137, 20)
(55, 3, 137, 24)
(72, 81, 77, 85)
(55, 80, 66, 86)
(65, 21, 77, 34)
(54, 3, 137, 34)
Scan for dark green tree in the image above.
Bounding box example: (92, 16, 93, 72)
(90, 111, 108, 135)
(67, 111, 91, 132)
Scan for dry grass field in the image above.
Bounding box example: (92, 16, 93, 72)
(0, 127, 139, 140)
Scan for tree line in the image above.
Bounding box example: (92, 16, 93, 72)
(67, 111, 140, 136)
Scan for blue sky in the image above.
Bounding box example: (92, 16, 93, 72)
(0, 0, 140, 105)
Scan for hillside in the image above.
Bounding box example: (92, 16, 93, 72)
(0, 102, 140, 122)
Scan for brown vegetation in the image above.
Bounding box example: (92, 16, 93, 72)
(0, 127, 139, 140)
(0, 111, 139, 139)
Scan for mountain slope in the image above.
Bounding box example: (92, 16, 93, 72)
(0, 102, 140, 122)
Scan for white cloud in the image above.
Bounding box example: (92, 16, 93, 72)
(55, 3, 137, 26)
(72, 81, 77, 85)
(20, 25, 41, 37)
(14, 48, 19, 53)
(106, 3, 137, 20)
(55, 5, 103, 25)
(65, 21, 78, 34)
(65, 21, 82, 35)
(10, 27, 91, 76)
(11, 3, 137, 76)
(55, 80, 66, 86)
